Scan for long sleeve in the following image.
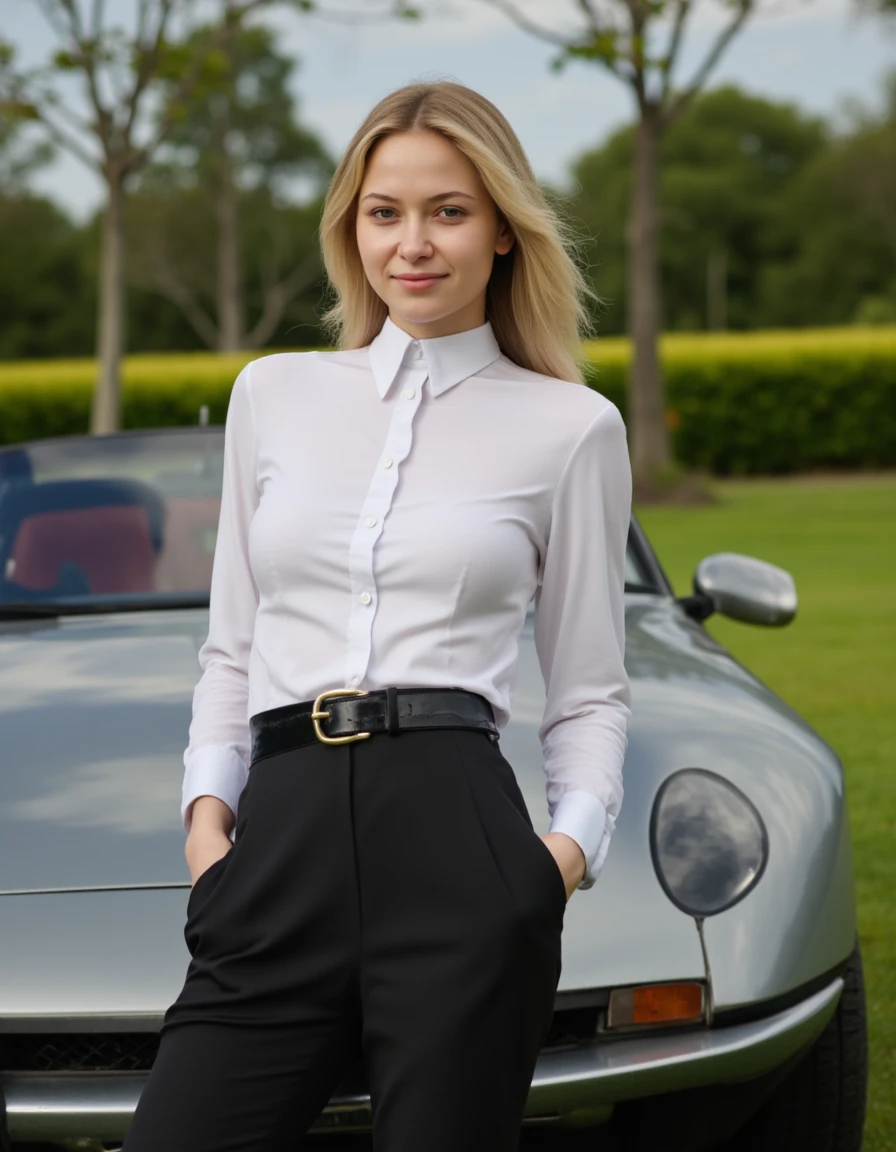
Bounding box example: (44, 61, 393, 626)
(533, 402, 633, 890)
(181, 361, 260, 835)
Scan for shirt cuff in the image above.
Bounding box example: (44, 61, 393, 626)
(548, 789, 609, 890)
(181, 744, 249, 837)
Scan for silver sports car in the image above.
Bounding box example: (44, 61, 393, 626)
(0, 426, 867, 1152)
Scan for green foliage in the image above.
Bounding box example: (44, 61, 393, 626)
(126, 20, 333, 349)
(583, 329, 896, 474)
(149, 21, 333, 194)
(2, 330, 894, 477)
(566, 85, 830, 335)
(758, 107, 896, 328)
(0, 352, 253, 443)
(0, 193, 95, 359)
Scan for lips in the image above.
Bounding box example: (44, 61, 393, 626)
(393, 273, 448, 291)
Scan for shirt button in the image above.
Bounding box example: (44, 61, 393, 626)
(404, 388, 415, 399)
(383, 457, 393, 469)
(360, 591, 372, 605)
(366, 516, 377, 528)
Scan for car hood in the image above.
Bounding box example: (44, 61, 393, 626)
(0, 597, 836, 1000)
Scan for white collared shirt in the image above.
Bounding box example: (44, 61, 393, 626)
(182, 316, 632, 888)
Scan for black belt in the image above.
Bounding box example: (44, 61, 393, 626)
(250, 686, 499, 764)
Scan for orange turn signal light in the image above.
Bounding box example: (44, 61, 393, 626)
(607, 982, 705, 1029)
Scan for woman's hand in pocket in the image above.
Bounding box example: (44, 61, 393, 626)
(540, 832, 586, 901)
(185, 827, 233, 887)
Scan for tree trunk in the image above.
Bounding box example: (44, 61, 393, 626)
(91, 168, 126, 435)
(627, 105, 669, 494)
(212, 97, 244, 352)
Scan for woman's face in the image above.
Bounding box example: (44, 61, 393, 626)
(355, 129, 514, 339)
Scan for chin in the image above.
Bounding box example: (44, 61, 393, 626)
(388, 301, 468, 331)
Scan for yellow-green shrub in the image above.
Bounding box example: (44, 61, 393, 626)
(1, 327, 894, 474)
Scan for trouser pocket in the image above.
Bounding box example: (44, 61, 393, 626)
(451, 731, 567, 935)
(184, 845, 235, 955)
(186, 848, 232, 921)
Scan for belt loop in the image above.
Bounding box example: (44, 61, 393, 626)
(386, 686, 400, 735)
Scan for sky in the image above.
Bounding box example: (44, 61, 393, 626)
(3, 0, 895, 222)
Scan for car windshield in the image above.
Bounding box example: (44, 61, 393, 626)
(0, 429, 657, 615)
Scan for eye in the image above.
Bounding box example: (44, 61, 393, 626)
(371, 207, 397, 220)
(438, 206, 466, 219)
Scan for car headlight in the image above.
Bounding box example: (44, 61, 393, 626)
(650, 768, 768, 916)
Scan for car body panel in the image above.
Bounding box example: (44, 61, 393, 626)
(0, 428, 863, 1144)
(704, 798, 857, 1008)
(0, 592, 856, 1010)
(0, 612, 199, 893)
(0, 889, 190, 1021)
(1, 978, 844, 1141)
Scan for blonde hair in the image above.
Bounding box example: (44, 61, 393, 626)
(318, 81, 595, 384)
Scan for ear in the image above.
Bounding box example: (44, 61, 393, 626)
(495, 218, 515, 256)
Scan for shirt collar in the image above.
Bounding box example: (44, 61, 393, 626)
(368, 315, 502, 400)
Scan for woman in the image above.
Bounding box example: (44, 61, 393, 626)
(123, 80, 632, 1152)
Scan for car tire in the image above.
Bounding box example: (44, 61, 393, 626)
(719, 936, 868, 1152)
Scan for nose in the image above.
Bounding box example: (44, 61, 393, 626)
(396, 217, 433, 263)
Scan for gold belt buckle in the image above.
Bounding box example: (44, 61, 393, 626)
(311, 688, 372, 745)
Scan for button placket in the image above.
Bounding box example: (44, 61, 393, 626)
(344, 362, 428, 688)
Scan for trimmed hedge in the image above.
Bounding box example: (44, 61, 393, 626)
(1, 327, 895, 475)
(582, 327, 896, 474)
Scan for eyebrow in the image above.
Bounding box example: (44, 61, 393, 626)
(360, 191, 476, 204)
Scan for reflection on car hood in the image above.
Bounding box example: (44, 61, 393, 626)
(0, 598, 835, 995)
(0, 609, 203, 895)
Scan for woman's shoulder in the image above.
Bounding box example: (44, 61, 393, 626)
(493, 355, 624, 433)
(237, 347, 369, 391)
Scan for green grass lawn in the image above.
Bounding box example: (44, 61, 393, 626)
(635, 472, 896, 1151)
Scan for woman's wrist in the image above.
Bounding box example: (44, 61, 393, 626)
(186, 795, 235, 841)
(541, 831, 587, 898)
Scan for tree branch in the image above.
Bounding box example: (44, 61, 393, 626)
(91, 0, 106, 41)
(623, 0, 646, 109)
(122, 0, 174, 146)
(246, 251, 320, 348)
(26, 104, 99, 169)
(135, 0, 150, 44)
(663, 0, 754, 123)
(660, 0, 690, 101)
(41, 87, 95, 138)
(51, 0, 114, 153)
(305, 4, 413, 21)
(140, 250, 220, 347)
(34, 0, 76, 45)
(480, 0, 584, 49)
(575, 0, 600, 31)
(135, 3, 243, 163)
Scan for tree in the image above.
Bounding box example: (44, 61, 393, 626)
(0, 1, 253, 433)
(131, 22, 332, 351)
(480, 0, 763, 498)
(758, 70, 896, 327)
(127, 181, 327, 350)
(567, 86, 827, 334)
(0, 88, 54, 193)
(0, 0, 415, 433)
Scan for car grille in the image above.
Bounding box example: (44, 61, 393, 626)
(0, 1007, 601, 1074)
(0, 1033, 161, 1073)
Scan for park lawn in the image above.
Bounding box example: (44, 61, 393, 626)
(635, 472, 896, 1152)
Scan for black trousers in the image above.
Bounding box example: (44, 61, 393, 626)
(122, 721, 566, 1151)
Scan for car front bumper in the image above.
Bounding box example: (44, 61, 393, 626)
(1, 977, 842, 1143)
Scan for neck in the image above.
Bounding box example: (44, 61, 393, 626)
(387, 303, 487, 341)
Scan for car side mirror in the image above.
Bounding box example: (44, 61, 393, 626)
(677, 552, 798, 627)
